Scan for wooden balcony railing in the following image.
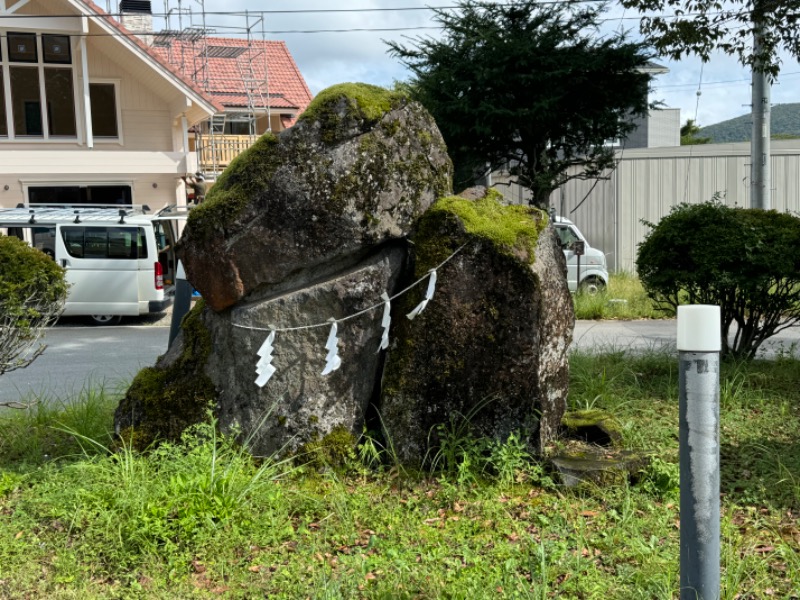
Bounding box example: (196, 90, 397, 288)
(192, 134, 257, 174)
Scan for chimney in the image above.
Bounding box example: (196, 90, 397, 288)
(119, 0, 153, 46)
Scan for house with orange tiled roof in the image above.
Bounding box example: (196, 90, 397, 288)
(148, 36, 313, 175)
(121, 2, 313, 176)
(0, 0, 221, 210)
(0, 0, 312, 210)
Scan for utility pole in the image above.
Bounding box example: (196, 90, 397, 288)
(751, 16, 771, 210)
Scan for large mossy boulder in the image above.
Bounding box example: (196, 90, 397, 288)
(116, 83, 452, 451)
(379, 191, 574, 463)
(178, 83, 452, 312)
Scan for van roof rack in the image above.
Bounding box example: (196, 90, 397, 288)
(10, 203, 154, 212)
(0, 205, 158, 224)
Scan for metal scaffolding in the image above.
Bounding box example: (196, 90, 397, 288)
(114, 1, 273, 176)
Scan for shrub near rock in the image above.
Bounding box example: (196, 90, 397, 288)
(0, 235, 67, 377)
(637, 201, 800, 359)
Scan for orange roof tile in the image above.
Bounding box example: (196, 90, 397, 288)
(149, 37, 313, 121)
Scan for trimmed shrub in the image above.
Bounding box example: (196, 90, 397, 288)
(636, 200, 800, 359)
(0, 235, 67, 379)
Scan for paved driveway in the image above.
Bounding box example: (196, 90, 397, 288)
(572, 319, 800, 358)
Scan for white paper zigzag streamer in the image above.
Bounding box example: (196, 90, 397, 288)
(407, 269, 437, 320)
(321, 320, 342, 376)
(255, 330, 276, 387)
(377, 293, 391, 352)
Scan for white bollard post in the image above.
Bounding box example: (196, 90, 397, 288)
(677, 305, 721, 600)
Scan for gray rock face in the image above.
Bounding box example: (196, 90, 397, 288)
(178, 85, 452, 312)
(530, 222, 575, 448)
(379, 193, 574, 464)
(205, 245, 406, 456)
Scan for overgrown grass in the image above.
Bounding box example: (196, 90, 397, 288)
(1, 351, 799, 598)
(0, 381, 120, 469)
(574, 272, 671, 320)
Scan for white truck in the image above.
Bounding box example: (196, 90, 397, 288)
(0, 205, 186, 325)
(553, 215, 608, 294)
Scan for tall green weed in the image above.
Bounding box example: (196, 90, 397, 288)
(574, 272, 670, 320)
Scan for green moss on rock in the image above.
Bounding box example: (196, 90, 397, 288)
(299, 426, 357, 469)
(186, 133, 281, 240)
(561, 409, 623, 447)
(414, 190, 546, 273)
(299, 83, 405, 144)
(117, 300, 217, 450)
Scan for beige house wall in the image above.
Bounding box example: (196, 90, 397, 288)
(0, 0, 215, 209)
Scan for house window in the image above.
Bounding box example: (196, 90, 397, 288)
(8, 33, 37, 62)
(1, 32, 76, 139)
(42, 35, 71, 64)
(89, 83, 119, 138)
(28, 185, 132, 206)
(45, 69, 76, 136)
(10, 67, 43, 136)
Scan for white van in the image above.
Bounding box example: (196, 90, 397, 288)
(553, 216, 608, 294)
(0, 205, 185, 325)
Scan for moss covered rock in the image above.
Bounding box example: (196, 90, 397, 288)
(203, 246, 406, 457)
(178, 82, 452, 312)
(379, 190, 574, 464)
(561, 409, 623, 447)
(550, 446, 647, 488)
(114, 301, 217, 449)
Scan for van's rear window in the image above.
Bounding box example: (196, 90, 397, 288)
(60, 226, 148, 259)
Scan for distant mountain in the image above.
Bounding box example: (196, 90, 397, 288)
(697, 103, 800, 143)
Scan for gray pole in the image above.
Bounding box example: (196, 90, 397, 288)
(677, 305, 721, 600)
(751, 18, 771, 210)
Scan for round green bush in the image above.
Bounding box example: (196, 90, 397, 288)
(0, 235, 67, 315)
(0, 235, 68, 375)
(636, 201, 800, 359)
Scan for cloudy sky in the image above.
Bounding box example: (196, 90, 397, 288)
(144, 0, 800, 129)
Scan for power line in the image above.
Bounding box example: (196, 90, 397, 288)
(657, 70, 800, 89)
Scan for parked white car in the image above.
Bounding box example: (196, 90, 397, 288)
(553, 216, 608, 294)
(0, 205, 185, 325)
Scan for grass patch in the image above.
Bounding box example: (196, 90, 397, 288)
(0, 381, 120, 469)
(574, 272, 671, 320)
(1, 351, 799, 598)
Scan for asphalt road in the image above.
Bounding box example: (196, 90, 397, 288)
(0, 324, 170, 406)
(573, 319, 800, 357)
(3, 318, 800, 406)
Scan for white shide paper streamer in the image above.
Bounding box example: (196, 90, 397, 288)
(377, 292, 391, 352)
(407, 269, 437, 320)
(321, 320, 342, 376)
(255, 330, 276, 387)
